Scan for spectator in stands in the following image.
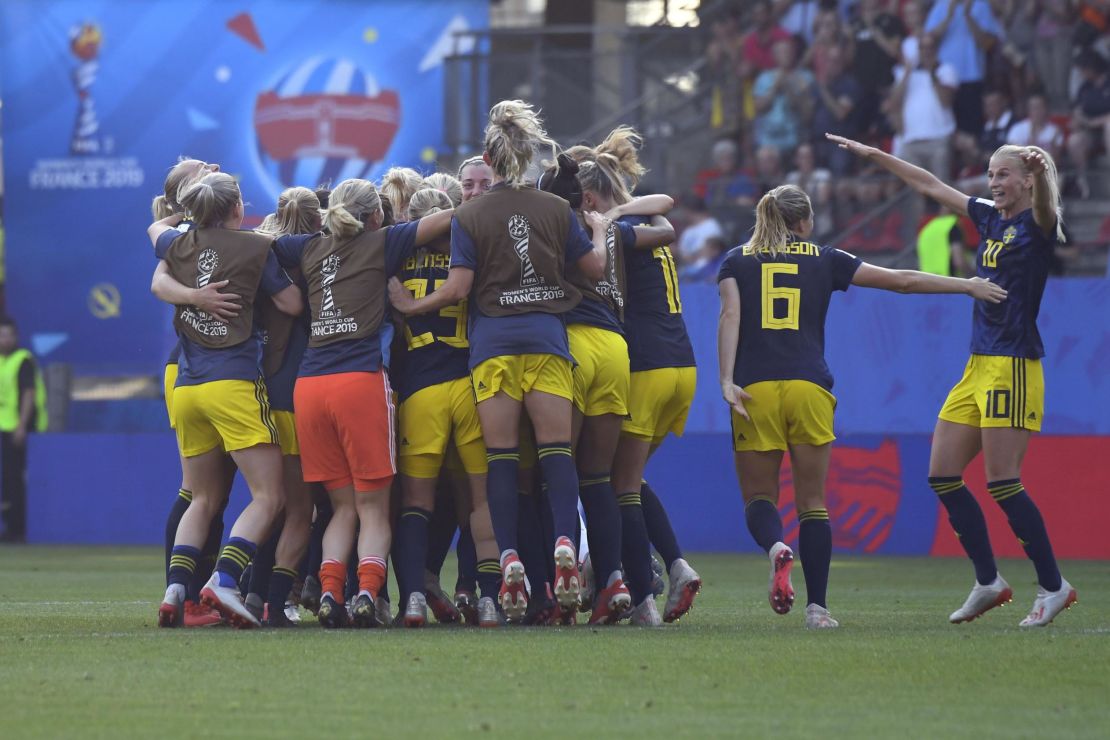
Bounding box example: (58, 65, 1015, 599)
(1007, 92, 1064, 159)
(1067, 49, 1110, 198)
(776, 0, 823, 44)
(742, 0, 793, 73)
(889, 32, 958, 177)
(676, 194, 724, 265)
(901, 0, 927, 67)
(984, 0, 1034, 108)
(925, 0, 1002, 135)
(678, 235, 729, 282)
(803, 10, 853, 92)
(1034, 1, 1078, 112)
(1075, 1, 1110, 56)
(0, 317, 46, 544)
(706, 5, 744, 131)
(786, 143, 835, 240)
(813, 45, 863, 174)
(694, 138, 759, 209)
(754, 144, 788, 196)
(849, 0, 905, 134)
(980, 89, 1014, 154)
(753, 38, 815, 154)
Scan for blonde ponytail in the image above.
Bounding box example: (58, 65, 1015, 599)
(578, 154, 633, 205)
(152, 157, 209, 220)
(484, 99, 557, 187)
(324, 178, 383, 240)
(595, 125, 647, 189)
(274, 186, 321, 236)
(408, 187, 453, 220)
(992, 144, 1065, 242)
(749, 185, 812, 258)
(178, 172, 241, 228)
(422, 172, 463, 207)
(380, 167, 423, 223)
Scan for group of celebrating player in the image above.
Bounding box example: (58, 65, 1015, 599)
(152, 97, 1077, 633)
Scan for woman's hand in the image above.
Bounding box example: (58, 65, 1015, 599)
(825, 133, 878, 160)
(193, 280, 240, 322)
(388, 277, 417, 315)
(1020, 147, 1048, 177)
(722, 382, 753, 420)
(584, 210, 612, 233)
(967, 277, 1008, 303)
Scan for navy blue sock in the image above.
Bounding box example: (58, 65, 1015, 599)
(267, 566, 297, 617)
(618, 491, 654, 603)
(537, 485, 557, 582)
(188, 512, 223, 602)
(537, 443, 579, 542)
(579, 474, 622, 588)
(168, 545, 201, 588)
(487, 448, 521, 554)
(798, 510, 831, 608)
(164, 489, 192, 585)
(744, 497, 783, 554)
(345, 539, 359, 601)
(476, 558, 501, 600)
(455, 525, 478, 594)
(989, 479, 1062, 592)
(516, 490, 549, 585)
(216, 537, 257, 589)
(248, 529, 280, 598)
(304, 493, 331, 579)
(930, 476, 998, 585)
(640, 481, 683, 570)
(425, 484, 458, 576)
(395, 506, 431, 602)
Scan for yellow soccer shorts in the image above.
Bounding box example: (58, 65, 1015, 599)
(271, 409, 300, 457)
(398, 377, 487, 478)
(471, 353, 573, 404)
(939, 354, 1044, 432)
(164, 363, 178, 429)
(731, 380, 836, 452)
(172, 378, 279, 458)
(621, 366, 697, 445)
(569, 324, 630, 417)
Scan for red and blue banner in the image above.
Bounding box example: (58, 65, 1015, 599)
(0, 0, 487, 373)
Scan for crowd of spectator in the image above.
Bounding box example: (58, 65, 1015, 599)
(673, 0, 1110, 281)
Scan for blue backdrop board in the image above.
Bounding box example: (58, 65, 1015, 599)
(0, 0, 487, 374)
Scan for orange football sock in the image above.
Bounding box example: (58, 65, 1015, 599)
(357, 556, 387, 600)
(319, 559, 347, 605)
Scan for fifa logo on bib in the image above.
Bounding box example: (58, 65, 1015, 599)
(321, 254, 340, 314)
(600, 223, 623, 308)
(508, 214, 541, 288)
(196, 249, 219, 289)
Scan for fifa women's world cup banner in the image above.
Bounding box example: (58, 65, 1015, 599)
(0, 0, 486, 374)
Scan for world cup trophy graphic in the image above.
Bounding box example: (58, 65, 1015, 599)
(69, 22, 103, 155)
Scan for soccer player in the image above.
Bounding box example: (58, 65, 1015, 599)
(380, 167, 425, 223)
(570, 131, 700, 625)
(388, 100, 608, 622)
(152, 158, 229, 627)
(392, 187, 501, 627)
(717, 182, 1007, 628)
(830, 134, 1078, 627)
(539, 151, 675, 625)
(458, 156, 494, 202)
(273, 178, 452, 628)
(150, 172, 303, 628)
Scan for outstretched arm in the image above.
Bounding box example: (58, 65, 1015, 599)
(717, 277, 752, 420)
(632, 215, 677, 249)
(826, 133, 970, 216)
(851, 262, 1007, 301)
(604, 194, 674, 220)
(414, 209, 455, 245)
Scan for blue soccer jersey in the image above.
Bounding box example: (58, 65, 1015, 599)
(394, 247, 471, 401)
(618, 216, 696, 372)
(966, 197, 1055, 359)
(717, 240, 861, 391)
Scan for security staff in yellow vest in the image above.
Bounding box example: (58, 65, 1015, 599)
(0, 317, 47, 543)
(917, 209, 971, 277)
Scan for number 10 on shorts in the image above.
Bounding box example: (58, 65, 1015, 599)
(985, 389, 1011, 419)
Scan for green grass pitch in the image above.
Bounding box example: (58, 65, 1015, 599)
(0, 547, 1107, 738)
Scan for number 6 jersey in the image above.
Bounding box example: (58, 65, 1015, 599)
(717, 240, 861, 391)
